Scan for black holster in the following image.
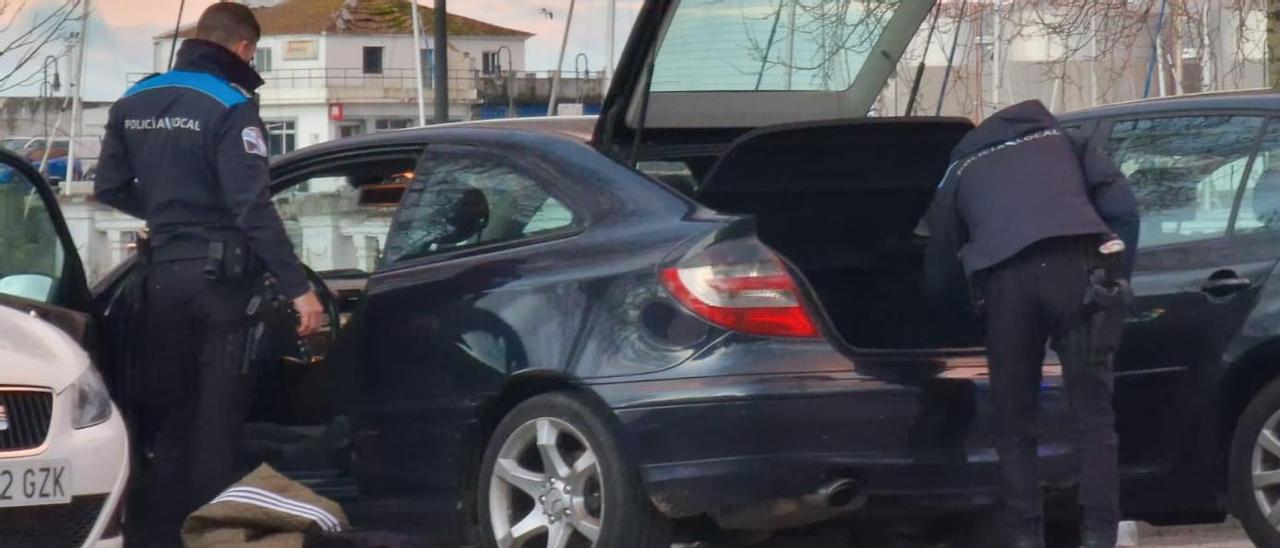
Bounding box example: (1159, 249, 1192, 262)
(202, 237, 258, 282)
(1082, 252, 1132, 358)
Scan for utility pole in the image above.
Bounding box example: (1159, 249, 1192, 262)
(1090, 13, 1098, 106)
(1156, 27, 1168, 97)
(1173, 13, 1184, 96)
(410, 0, 427, 126)
(70, 0, 91, 180)
(1202, 2, 1214, 92)
(605, 0, 615, 89)
(1269, 0, 1280, 88)
(433, 0, 449, 123)
(548, 0, 577, 116)
(785, 0, 797, 90)
(991, 0, 1001, 112)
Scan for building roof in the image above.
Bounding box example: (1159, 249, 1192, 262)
(157, 0, 533, 40)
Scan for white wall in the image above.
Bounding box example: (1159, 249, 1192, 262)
(451, 37, 528, 73)
(326, 35, 427, 74)
(152, 32, 528, 82)
(259, 103, 331, 150)
(257, 34, 328, 72)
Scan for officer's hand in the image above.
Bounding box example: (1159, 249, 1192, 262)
(292, 291, 325, 337)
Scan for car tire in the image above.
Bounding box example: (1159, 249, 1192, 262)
(1230, 376, 1280, 548)
(477, 391, 672, 548)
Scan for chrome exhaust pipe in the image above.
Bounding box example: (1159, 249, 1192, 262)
(713, 477, 867, 530)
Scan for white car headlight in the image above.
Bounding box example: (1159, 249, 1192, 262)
(69, 366, 112, 429)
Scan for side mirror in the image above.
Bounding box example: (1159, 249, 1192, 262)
(0, 273, 55, 303)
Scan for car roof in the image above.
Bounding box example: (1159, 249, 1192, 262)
(1060, 89, 1280, 121)
(271, 119, 597, 166)
(432, 116, 597, 142)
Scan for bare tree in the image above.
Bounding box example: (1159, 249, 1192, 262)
(727, 0, 1270, 116)
(0, 0, 84, 93)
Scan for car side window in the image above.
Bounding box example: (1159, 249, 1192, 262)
(0, 165, 65, 302)
(1235, 120, 1280, 236)
(383, 153, 575, 265)
(272, 162, 417, 275)
(1106, 115, 1264, 248)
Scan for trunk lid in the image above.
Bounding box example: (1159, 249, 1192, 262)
(691, 117, 981, 352)
(595, 0, 938, 154)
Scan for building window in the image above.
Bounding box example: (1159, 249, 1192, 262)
(338, 121, 365, 138)
(482, 51, 501, 74)
(363, 47, 384, 74)
(264, 120, 297, 157)
(253, 47, 273, 72)
(374, 119, 413, 132)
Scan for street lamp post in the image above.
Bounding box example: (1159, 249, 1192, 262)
(496, 45, 516, 118)
(574, 53, 589, 106)
(39, 56, 61, 175)
(41, 56, 61, 144)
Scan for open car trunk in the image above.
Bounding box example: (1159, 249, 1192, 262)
(696, 118, 982, 350)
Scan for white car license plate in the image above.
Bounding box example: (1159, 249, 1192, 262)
(0, 460, 71, 508)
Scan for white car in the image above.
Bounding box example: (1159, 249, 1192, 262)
(0, 152, 129, 546)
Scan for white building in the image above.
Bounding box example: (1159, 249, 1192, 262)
(65, 0, 532, 282)
(154, 0, 532, 156)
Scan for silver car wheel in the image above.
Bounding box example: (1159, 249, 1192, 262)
(1252, 406, 1280, 528)
(489, 417, 605, 548)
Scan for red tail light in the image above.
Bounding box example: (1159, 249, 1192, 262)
(660, 243, 819, 338)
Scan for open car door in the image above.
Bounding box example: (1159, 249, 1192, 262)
(595, 0, 938, 155)
(0, 148, 94, 345)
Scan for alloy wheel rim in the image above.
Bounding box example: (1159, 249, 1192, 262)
(489, 417, 604, 548)
(1252, 407, 1280, 528)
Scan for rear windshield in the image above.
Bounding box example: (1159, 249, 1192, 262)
(651, 0, 900, 92)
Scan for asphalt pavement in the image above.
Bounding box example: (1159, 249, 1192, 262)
(1136, 520, 1251, 547)
(705, 520, 1254, 547)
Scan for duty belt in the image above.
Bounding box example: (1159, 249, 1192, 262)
(148, 239, 211, 263)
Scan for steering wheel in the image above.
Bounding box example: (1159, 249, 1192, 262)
(254, 266, 342, 367)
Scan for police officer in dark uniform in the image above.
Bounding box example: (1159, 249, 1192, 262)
(94, 4, 324, 544)
(923, 100, 1140, 548)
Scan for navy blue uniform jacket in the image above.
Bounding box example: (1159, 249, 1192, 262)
(923, 100, 1140, 295)
(95, 39, 309, 299)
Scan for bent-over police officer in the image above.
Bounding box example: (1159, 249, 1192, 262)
(923, 100, 1140, 548)
(94, 3, 324, 544)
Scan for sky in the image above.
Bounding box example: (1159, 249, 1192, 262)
(2, 0, 644, 101)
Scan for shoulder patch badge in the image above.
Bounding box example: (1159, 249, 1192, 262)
(242, 127, 269, 158)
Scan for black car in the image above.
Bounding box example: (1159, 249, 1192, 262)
(1059, 94, 1280, 547)
(7, 1, 1280, 547)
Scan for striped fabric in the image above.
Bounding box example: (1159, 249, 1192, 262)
(210, 485, 343, 533)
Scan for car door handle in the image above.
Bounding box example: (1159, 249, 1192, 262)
(1201, 276, 1251, 296)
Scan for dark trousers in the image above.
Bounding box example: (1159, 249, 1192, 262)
(125, 259, 257, 546)
(981, 239, 1121, 548)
